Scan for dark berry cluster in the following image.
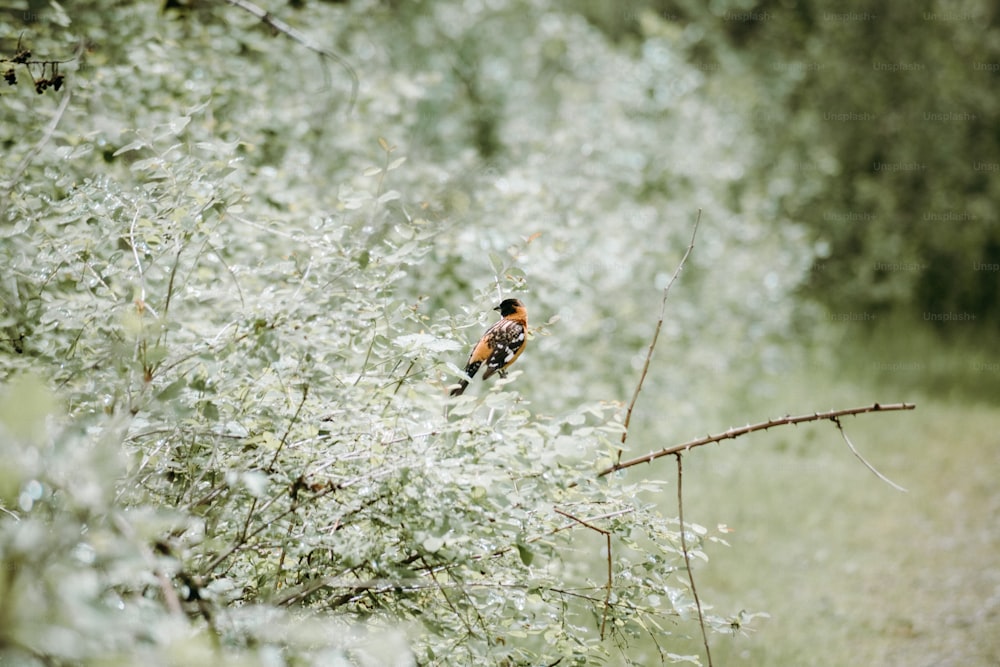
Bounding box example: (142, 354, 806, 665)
(2, 39, 69, 96)
(33, 68, 64, 94)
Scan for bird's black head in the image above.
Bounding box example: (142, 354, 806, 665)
(494, 298, 525, 316)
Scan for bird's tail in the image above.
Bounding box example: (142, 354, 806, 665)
(449, 379, 469, 396)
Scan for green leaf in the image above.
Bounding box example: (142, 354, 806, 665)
(201, 401, 219, 421)
(112, 140, 149, 157)
(155, 378, 186, 401)
(488, 252, 506, 275)
(516, 542, 533, 566)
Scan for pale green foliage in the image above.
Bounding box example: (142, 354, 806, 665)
(0, 1, 810, 665)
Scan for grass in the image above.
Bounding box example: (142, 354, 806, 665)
(627, 319, 1000, 665)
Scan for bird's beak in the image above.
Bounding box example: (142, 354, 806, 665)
(493, 304, 501, 311)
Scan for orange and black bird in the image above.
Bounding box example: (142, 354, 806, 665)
(450, 298, 528, 396)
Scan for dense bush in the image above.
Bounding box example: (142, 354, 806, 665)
(2, 1, 805, 664)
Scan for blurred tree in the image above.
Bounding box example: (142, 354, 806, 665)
(584, 0, 1000, 326)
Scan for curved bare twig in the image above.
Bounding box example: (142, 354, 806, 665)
(617, 210, 701, 463)
(601, 402, 916, 477)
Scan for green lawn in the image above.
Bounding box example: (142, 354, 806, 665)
(635, 323, 1000, 665)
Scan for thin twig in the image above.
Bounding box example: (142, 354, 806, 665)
(202, 479, 339, 576)
(553, 507, 613, 640)
(161, 245, 183, 322)
(206, 239, 246, 309)
(239, 497, 259, 545)
(467, 507, 636, 564)
(599, 402, 916, 477)
(267, 384, 310, 473)
(831, 416, 908, 492)
(618, 210, 701, 463)
(275, 480, 305, 588)
(675, 454, 712, 667)
(223, 0, 359, 111)
(420, 555, 490, 641)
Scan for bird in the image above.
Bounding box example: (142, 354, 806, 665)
(450, 298, 528, 396)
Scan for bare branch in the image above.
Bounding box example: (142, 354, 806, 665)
(267, 383, 310, 472)
(674, 454, 712, 667)
(223, 0, 359, 112)
(600, 402, 916, 477)
(618, 210, 701, 462)
(832, 416, 908, 492)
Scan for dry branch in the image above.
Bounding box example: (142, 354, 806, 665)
(599, 402, 916, 477)
(618, 211, 700, 462)
(674, 454, 712, 666)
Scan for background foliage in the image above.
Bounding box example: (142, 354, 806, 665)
(580, 0, 1000, 325)
(1, 0, 996, 665)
